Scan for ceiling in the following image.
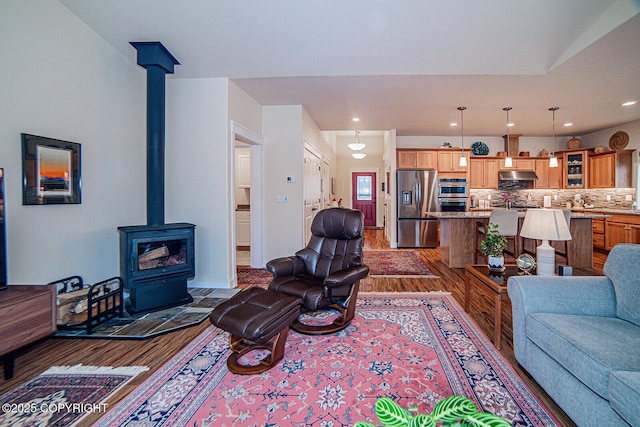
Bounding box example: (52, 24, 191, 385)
(59, 0, 640, 137)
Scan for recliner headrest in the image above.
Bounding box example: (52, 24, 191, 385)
(311, 208, 363, 240)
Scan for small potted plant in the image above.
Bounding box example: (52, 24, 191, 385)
(480, 223, 507, 271)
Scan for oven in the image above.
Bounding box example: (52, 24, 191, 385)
(438, 178, 469, 212)
(438, 178, 468, 198)
(439, 199, 468, 212)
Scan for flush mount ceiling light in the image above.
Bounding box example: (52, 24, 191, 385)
(347, 130, 366, 151)
(622, 100, 637, 107)
(352, 117, 360, 122)
(564, 122, 573, 127)
(457, 106, 467, 167)
(549, 107, 559, 168)
(352, 152, 366, 159)
(503, 107, 513, 168)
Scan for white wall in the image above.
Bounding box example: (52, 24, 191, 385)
(262, 106, 305, 260)
(166, 78, 231, 287)
(0, 1, 146, 284)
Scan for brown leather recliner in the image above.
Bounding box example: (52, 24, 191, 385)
(267, 207, 369, 335)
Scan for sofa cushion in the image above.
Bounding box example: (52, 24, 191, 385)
(609, 371, 640, 426)
(527, 313, 640, 399)
(603, 244, 640, 327)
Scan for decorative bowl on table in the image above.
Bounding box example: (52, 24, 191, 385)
(471, 141, 489, 155)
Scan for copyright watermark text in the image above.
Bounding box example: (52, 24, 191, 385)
(2, 402, 108, 414)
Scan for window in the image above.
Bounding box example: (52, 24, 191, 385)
(357, 176, 372, 201)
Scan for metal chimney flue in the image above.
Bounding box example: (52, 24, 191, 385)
(130, 42, 180, 226)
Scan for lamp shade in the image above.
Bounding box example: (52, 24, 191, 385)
(520, 208, 572, 241)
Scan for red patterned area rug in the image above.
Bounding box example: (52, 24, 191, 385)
(95, 293, 559, 427)
(0, 365, 148, 427)
(236, 267, 272, 287)
(364, 249, 438, 278)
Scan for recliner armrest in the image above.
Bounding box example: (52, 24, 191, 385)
(324, 265, 370, 288)
(266, 256, 306, 278)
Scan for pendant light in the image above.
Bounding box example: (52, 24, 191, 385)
(347, 130, 366, 151)
(549, 107, 559, 168)
(458, 106, 467, 167)
(503, 107, 513, 168)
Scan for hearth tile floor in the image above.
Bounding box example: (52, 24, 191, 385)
(54, 287, 238, 340)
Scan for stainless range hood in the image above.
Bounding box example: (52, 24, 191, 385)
(498, 170, 539, 181)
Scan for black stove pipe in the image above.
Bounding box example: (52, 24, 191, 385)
(130, 42, 180, 226)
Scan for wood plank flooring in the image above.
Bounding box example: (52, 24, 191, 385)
(0, 228, 608, 426)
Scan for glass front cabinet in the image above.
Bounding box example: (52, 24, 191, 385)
(562, 150, 590, 189)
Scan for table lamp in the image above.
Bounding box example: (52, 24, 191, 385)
(519, 209, 572, 276)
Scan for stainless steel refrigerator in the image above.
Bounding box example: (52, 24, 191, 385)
(397, 170, 439, 248)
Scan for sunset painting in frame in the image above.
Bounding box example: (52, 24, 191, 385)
(37, 145, 72, 197)
(22, 133, 81, 205)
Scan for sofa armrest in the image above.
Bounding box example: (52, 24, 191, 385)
(266, 256, 306, 278)
(507, 275, 616, 366)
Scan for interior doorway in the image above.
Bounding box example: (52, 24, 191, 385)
(230, 122, 263, 279)
(234, 143, 251, 267)
(352, 172, 376, 227)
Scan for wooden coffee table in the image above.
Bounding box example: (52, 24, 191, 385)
(464, 264, 523, 350)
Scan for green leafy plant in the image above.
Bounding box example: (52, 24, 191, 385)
(479, 223, 507, 258)
(354, 395, 511, 427)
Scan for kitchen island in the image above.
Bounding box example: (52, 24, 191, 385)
(427, 210, 609, 269)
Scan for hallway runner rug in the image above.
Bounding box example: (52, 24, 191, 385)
(0, 365, 148, 427)
(95, 293, 559, 426)
(363, 249, 438, 278)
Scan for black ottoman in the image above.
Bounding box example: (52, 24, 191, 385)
(209, 287, 301, 374)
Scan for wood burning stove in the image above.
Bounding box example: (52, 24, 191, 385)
(118, 223, 195, 313)
(118, 42, 197, 313)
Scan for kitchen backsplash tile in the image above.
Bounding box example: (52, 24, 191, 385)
(471, 188, 637, 210)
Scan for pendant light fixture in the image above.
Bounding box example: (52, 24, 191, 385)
(458, 106, 467, 167)
(347, 130, 366, 151)
(503, 107, 513, 168)
(549, 107, 559, 168)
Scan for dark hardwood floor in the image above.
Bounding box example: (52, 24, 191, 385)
(0, 228, 607, 426)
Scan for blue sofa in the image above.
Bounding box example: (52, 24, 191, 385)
(508, 244, 640, 426)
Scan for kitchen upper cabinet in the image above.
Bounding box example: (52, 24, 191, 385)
(469, 158, 498, 189)
(417, 151, 437, 169)
(589, 149, 634, 188)
(236, 151, 251, 188)
(438, 150, 469, 172)
(515, 158, 535, 170)
(397, 150, 437, 169)
(535, 158, 563, 189)
(562, 149, 592, 189)
(497, 157, 534, 171)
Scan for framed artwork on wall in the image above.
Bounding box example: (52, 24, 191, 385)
(21, 133, 82, 205)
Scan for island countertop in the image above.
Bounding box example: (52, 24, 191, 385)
(433, 210, 601, 269)
(426, 210, 609, 219)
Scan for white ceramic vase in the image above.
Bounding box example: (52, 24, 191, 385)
(488, 255, 505, 271)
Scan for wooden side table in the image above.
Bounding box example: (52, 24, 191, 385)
(0, 284, 56, 379)
(464, 264, 520, 350)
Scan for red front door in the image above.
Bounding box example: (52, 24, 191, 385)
(352, 172, 376, 227)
